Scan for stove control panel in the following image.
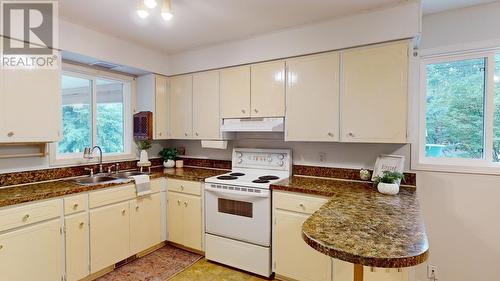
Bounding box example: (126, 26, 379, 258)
(232, 148, 292, 171)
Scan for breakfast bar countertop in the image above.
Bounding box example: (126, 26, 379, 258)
(0, 167, 228, 208)
(271, 176, 429, 268)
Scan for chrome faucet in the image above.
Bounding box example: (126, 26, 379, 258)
(83, 146, 104, 174)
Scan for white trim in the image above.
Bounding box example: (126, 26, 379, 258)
(50, 64, 136, 167)
(413, 48, 500, 175)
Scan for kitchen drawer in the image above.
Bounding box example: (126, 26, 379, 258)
(273, 191, 328, 215)
(89, 184, 136, 209)
(167, 178, 201, 196)
(64, 194, 88, 215)
(0, 199, 62, 232)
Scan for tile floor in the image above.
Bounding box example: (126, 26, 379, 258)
(170, 259, 269, 281)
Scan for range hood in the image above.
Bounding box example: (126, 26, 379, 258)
(220, 117, 284, 132)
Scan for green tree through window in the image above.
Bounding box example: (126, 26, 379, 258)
(425, 58, 486, 159)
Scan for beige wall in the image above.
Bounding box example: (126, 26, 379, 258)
(416, 171, 500, 281)
(413, 3, 500, 281)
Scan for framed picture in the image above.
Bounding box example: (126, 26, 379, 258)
(372, 154, 405, 182)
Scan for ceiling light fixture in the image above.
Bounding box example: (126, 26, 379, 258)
(144, 0, 157, 9)
(137, 2, 149, 19)
(161, 0, 173, 21)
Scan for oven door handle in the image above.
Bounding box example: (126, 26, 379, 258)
(205, 186, 270, 198)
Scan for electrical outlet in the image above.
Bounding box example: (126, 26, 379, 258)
(427, 264, 438, 280)
(319, 152, 326, 162)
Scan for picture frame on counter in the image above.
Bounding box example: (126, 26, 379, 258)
(372, 154, 405, 182)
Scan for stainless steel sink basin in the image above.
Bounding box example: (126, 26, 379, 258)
(113, 171, 148, 178)
(72, 176, 119, 185)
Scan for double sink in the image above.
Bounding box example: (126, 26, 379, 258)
(72, 171, 148, 186)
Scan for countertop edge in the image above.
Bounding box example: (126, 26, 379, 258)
(301, 231, 429, 268)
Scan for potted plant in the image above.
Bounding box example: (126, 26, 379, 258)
(159, 148, 177, 168)
(373, 171, 404, 195)
(136, 140, 152, 164)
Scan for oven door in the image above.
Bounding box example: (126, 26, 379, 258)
(205, 183, 271, 247)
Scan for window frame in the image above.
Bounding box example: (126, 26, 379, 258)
(50, 63, 135, 167)
(415, 50, 500, 174)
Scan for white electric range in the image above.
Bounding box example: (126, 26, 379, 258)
(204, 148, 292, 277)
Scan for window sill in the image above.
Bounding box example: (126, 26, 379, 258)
(49, 153, 136, 168)
(412, 162, 500, 176)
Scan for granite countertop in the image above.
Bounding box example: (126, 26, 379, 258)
(271, 176, 429, 268)
(0, 167, 227, 208)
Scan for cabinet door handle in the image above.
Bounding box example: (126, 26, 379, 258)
(299, 203, 304, 208)
(195, 132, 199, 136)
(73, 203, 79, 209)
(136, 206, 140, 211)
(0, 245, 3, 250)
(254, 109, 258, 113)
(79, 222, 85, 228)
(121, 209, 126, 215)
(22, 214, 30, 221)
(348, 132, 355, 137)
(177, 200, 181, 205)
(180, 185, 184, 190)
(184, 201, 188, 207)
(241, 109, 246, 114)
(159, 132, 162, 137)
(7, 131, 14, 137)
(184, 133, 188, 137)
(327, 132, 334, 137)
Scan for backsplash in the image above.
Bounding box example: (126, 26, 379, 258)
(0, 155, 416, 187)
(0, 158, 164, 187)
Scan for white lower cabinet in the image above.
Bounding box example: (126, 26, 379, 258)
(167, 179, 203, 251)
(0, 219, 62, 281)
(65, 212, 89, 281)
(273, 191, 331, 281)
(130, 192, 162, 254)
(90, 201, 131, 273)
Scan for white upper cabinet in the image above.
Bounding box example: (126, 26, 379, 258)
(0, 51, 61, 143)
(285, 52, 340, 142)
(193, 71, 221, 140)
(170, 74, 193, 139)
(136, 74, 170, 139)
(220, 66, 251, 118)
(251, 61, 285, 117)
(340, 41, 409, 143)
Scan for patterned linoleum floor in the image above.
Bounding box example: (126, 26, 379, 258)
(169, 259, 268, 281)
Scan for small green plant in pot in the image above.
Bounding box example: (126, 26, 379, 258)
(373, 171, 404, 195)
(136, 140, 152, 164)
(159, 148, 177, 168)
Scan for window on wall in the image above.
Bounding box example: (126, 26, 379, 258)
(419, 51, 500, 172)
(52, 64, 133, 165)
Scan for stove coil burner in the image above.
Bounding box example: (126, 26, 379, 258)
(217, 175, 238, 180)
(229, 172, 245, 177)
(252, 179, 270, 183)
(259, 175, 279, 181)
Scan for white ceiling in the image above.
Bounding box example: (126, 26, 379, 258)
(59, 0, 500, 55)
(59, 0, 408, 55)
(422, 0, 498, 15)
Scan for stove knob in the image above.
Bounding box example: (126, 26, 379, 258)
(237, 159, 243, 164)
(236, 152, 243, 158)
(278, 160, 284, 166)
(278, 154, 285, 160)
(267, 156, 273, 162)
